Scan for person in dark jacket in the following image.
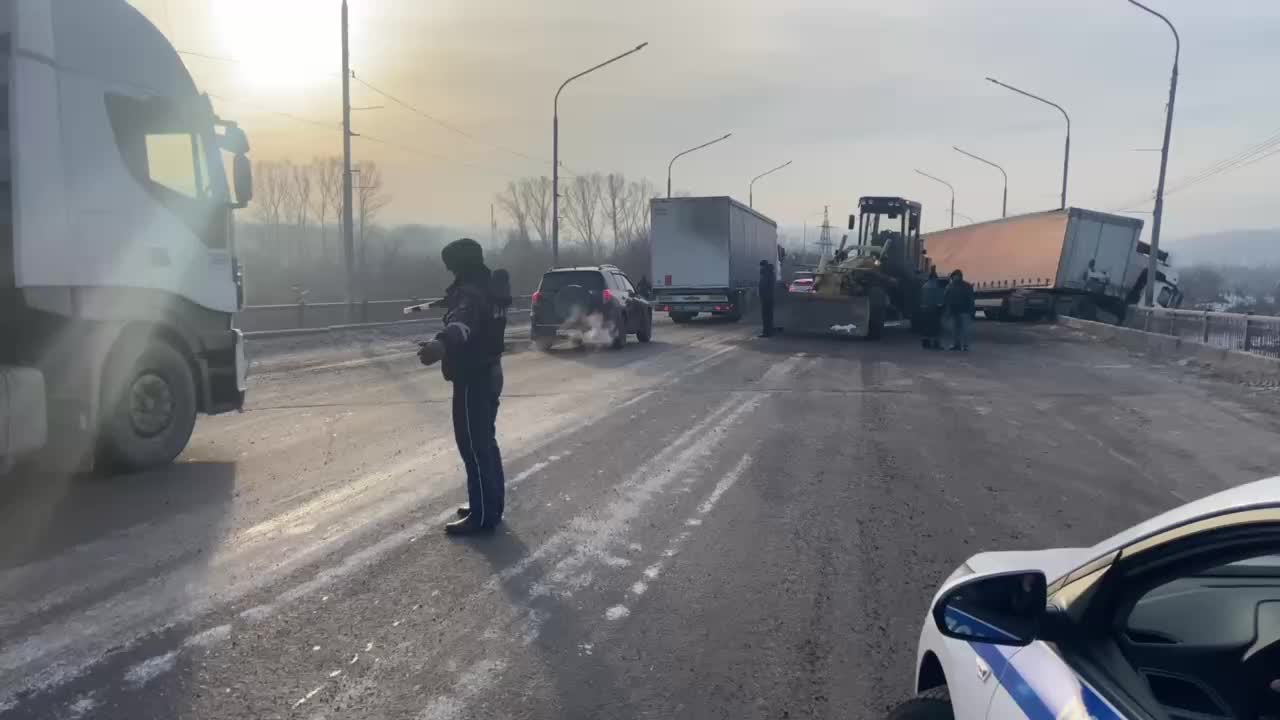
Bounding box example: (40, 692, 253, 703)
(942, 269, 976, 351)
(918, 267, 946, 349)
(416, 238, 508, 535)
(758, 260, 776, 337)
(636, 275, 653, 300)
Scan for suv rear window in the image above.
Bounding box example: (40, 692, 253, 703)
(539, 271, 605, 293)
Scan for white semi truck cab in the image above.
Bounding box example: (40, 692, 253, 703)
(0, 0, 253, 472)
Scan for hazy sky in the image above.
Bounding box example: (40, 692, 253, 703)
(134, 0, 1280, 241)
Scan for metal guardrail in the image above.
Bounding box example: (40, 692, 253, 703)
(239, 296, 534, 334)
(1126, 307, 1280, 359)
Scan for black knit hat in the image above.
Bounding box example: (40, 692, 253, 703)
(441, 238, 484, 273)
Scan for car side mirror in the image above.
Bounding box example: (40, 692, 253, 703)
(932, 570, 1046, 647)
(848, 214, 857, 230)
(233, 154, 253, 208)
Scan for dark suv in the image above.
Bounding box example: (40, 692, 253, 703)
(530, 265, 653, 350)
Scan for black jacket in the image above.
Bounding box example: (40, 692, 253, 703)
(436, 266, 506, 382)
(943, 279, 976, 315)
(759, 264, 776, 300)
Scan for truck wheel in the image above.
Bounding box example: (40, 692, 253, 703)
(96, 339, 197, 473)
(867, 287, 887, 340)
(637, 313, 653, 342)
(670, 312, 693, 324)
(885, 687, 953, 720)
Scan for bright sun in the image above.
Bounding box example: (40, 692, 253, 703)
(213, 0, 338, 93)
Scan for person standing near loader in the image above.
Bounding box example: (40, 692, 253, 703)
(942, 269, 975, 351)
(416, 238, 509, 535)
(919, 267, 945, 349)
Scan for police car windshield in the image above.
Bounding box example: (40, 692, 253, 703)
(540, 271, 606, 293)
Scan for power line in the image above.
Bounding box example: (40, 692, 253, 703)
(206, 92, 341, 131)
(1116, 124, 1280, 209)
(350, 74, 551, 167)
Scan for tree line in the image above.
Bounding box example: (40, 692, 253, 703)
(235, 157, 664, 305)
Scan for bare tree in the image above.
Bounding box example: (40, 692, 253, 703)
(623, 178, 657, 246)
(520, 176, 553, 250)
(604, 173, 627, 254)
(311, 156, 337, 259)
(251, 160, 290, 247)
(564, 173, 605, 259)
(354, 161, 391, 297)
(495, 181, 530, 244)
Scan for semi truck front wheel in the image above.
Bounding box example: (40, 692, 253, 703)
(96, 340, 197, 473)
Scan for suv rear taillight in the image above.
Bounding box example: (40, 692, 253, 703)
(531, 291, 542, 305)
(601, 289, 614, 303)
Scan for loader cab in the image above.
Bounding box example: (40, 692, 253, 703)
(849, 197, 924, 275)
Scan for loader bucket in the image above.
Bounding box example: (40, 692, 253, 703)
(776, 291, 871, 338)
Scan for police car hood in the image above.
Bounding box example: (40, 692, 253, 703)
(960, 548, 1091, 584)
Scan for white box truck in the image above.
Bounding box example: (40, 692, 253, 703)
(649, 196, 778, 323)
(924, 208, 1179, 323)
(1, 0, 253, 472)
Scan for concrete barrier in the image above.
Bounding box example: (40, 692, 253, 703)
(1057, 316, 1280, 383)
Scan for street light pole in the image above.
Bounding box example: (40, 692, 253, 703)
(749, 160, 792, 208)
(915, 169, 955, 228)
(953, 146, 1008, 218)
(1126, 0, 1179, 308)
(986, 77, 1071, 210)
(552, 42, 648, 267)
(667, 133, 733, 198)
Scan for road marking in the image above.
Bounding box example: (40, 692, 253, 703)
(292, 685, 324, 709)
(123, 651, 178, 688)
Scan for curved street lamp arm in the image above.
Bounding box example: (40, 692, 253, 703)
(669, 133, 733, 173)
(953, 146, 1007, 183)
(555, 42, 649, 113)
(985, 77, 1070, 133)
(1126, 0, 1180, 65)
(914, 169, 954, 194)
(751, 160, 793, 185)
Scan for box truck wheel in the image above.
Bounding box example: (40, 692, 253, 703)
(670, 311, 694, 324)
(96, 339, 197, 473)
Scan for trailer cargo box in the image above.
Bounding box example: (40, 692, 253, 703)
(924, 208, 1147, 321)
(650, 197, 778, 322)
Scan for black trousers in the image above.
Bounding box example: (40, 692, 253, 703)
(760, 297, 775, 334)
(451, 363, 505, 527)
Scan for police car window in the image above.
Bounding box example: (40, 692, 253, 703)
(1121, 550, 1280, 720)
(539, 271, 605, 293)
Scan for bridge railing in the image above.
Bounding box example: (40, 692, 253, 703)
(1126, 307, 1280, 359)
(239, 297, 534, 334)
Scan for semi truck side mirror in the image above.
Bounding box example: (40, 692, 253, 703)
(219, 124, 250, 155)
(233, 154, 253, 208)
(848, 214, 857, 230)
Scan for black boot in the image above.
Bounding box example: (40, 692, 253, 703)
(456, 507, 470, 518)
(444, 516, 495, 536)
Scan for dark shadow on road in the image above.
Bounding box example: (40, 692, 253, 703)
(0, 461, 238, 570)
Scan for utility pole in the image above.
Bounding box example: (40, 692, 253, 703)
(986, 77, 1070, 210)
(340, 0, 356, 322)
(490, 203, 498, 253)
(1127, 0, 1179, 308)
(552, 42, 648, 267)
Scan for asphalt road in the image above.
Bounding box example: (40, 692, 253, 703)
(3, 318, 1280, 719)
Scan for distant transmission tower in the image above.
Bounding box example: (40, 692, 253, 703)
(816, 205, 833, 258)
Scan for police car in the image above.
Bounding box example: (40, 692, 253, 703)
(891, 476, 1280, 720)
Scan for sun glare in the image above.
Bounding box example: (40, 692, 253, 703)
(213, 0, 338, 93)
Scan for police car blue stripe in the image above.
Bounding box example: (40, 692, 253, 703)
(944, 606, 1126, 719)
